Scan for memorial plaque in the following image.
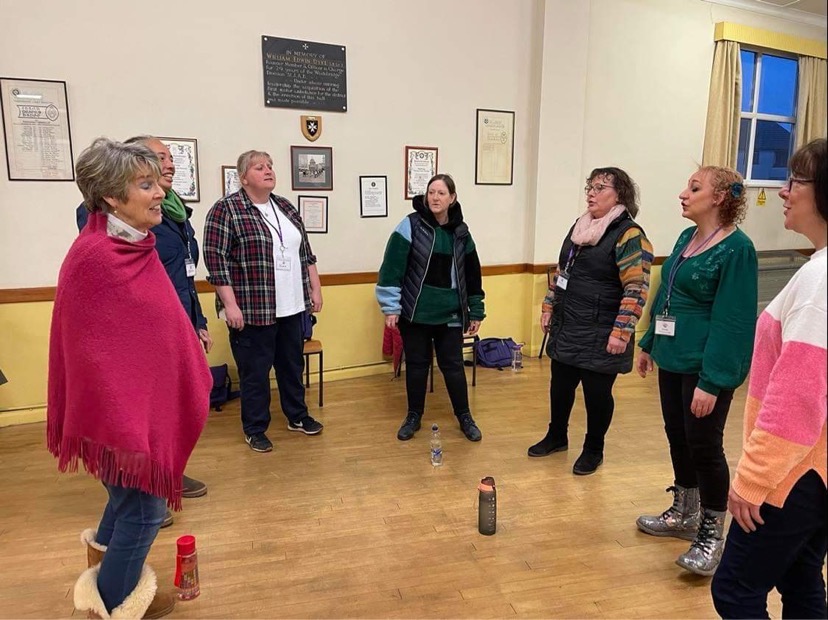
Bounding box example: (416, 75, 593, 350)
(262, 36, 347, 112)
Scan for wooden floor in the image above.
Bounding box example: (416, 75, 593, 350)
(0, 358, 785, 619)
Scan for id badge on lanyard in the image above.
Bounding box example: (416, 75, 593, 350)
(557, 246, 578, 291)
(654, 314, 676, 337)
(184, 257, 196, 278)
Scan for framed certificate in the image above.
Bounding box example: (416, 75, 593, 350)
(159, 137, 200, 201)
(221, 165, 241, 196)
(0, 77, 74, 181)
(404, 146, 438, 199)
(298, 195, 328, 233)
(359, 175, 388, 218)
(475, 109, 514, 185)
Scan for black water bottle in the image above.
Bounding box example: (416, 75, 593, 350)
(478, 476, 496, 535)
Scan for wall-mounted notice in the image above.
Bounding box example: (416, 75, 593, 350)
(262, 36, 347, 112)
(0, 77, 74, 181)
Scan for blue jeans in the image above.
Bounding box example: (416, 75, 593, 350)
(229, 313, 308, 436)
(711, 470, 827, 619)
(95, 484, 167, 612)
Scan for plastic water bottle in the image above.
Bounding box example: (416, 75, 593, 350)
(174, 535, 200, 600)
(511, 343, 524, 371)
(478, 476, 497, 535)
(430, 424, 443, 466)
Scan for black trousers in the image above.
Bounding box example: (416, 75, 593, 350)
(548, 359, 618, 453)
(398, 320, 469, 417)
(229, 312, 308, 436)
(712, 470, 827, 619)
(657, 369, 734, 512)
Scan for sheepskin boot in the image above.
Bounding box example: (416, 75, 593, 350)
(74, 562, 175, 619)
(81, 528, 107, 568)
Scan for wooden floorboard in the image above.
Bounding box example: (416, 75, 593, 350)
(0, 358, 790, 618)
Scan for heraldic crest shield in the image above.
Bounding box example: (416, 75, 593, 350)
(301, 115, 322, 142)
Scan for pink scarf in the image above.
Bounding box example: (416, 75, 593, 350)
(47, 213, 212, 510)
(570, 205, 627, 246)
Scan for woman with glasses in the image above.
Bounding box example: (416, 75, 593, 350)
(712, 139, 827, 618)
(636, 166, 758, 577)
(528, 167, 653, 475)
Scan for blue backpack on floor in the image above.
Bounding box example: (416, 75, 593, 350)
(476, 338, 518, 369)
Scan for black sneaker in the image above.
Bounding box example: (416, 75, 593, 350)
(287, 416, 324, 435)
(572, 450, 603, 475)
(245, 432, 273, 452)
(160, 509, 174, 528)
(528, 435, 568, 457)
(397, 412, 422, 441)
(457, 413, 482, 442)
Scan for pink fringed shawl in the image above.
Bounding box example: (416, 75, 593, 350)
(47, 213, 212, 510)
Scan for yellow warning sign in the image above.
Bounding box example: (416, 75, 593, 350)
(757, 188, 766, 206)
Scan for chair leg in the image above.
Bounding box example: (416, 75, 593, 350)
(318, 351, 323, 408)
(472, 343, 477, 386)
(305, 353, 310, 387)
(429, 357, 434, 393)
(538, 332, 548, 360)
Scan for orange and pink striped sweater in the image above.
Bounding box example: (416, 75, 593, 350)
(733, 246, 827, 507)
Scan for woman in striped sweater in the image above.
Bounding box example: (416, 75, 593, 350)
(712, 139, 827, 619)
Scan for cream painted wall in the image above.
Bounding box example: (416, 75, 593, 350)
(526, 0, 826, 263)
(0, 0, 538, 288)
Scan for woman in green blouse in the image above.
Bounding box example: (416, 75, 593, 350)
(635, 166, 758, 577)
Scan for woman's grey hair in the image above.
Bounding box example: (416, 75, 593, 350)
(237, 150, 273, 179)
(75, 138, 161, 213)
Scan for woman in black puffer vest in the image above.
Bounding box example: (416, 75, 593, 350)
(528, 167, 653, 475)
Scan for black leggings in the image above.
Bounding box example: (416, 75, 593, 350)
(399, 320, 469, 417)
(548, 360, 618, 453)
(658, 369, 734, 512)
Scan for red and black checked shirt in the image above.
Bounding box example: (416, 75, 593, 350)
(203, 190, 317, 326)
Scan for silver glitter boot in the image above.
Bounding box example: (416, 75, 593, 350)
(675, 508, 726, 576)
(636, 485, 701, 541)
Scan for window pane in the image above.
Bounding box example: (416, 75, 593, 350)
(751, 120, 793, 181)
(758, 55, 797, 117)
(741, 50, 756, 112)
(737, 118, 751, 176)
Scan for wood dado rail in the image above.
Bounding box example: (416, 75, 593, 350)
(0, 251, 809, 305)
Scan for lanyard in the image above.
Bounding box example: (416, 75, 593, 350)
(260, 199, 286, 253)
(561, 244, 580, 275)
(663, 226, 721, 313)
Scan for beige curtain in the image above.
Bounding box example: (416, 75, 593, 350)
(702, 40, 741, 167)
(795, 56, 828, 148)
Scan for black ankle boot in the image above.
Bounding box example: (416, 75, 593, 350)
(572, 449, 603, 475)
(457, 412, 482, 441)
(528, 429, 568, 457)
(397, 412, 422, 441)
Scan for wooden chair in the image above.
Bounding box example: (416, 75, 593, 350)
(303, 339, 323, 407)
(539, 265, 556, 359)
(428, 334, 479, 392)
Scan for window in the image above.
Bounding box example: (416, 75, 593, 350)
(737, 49, 798, 184)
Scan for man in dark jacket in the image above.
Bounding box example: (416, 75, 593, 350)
(76, 135, 211, 523)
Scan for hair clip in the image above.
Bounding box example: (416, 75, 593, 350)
(730, 182, 744, 198)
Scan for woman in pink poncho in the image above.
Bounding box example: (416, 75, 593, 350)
(47, 138, 212, 618)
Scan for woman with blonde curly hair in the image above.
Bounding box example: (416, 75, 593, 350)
(635, 166, 758, 577)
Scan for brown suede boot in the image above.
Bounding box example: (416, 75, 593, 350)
(74, 560, 176, 619)
(81, 528, 107, 568)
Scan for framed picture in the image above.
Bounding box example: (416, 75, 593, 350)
(291, 145, 333, 191)
(404, 146, 437, 199)
(221, 165, 241, 196)
(475, 109, 514, 185)
(359, 175, 388, 218)
(0, 77, 74, 181)
(298, 195, 328, 233)
(159, 137, 200, 201)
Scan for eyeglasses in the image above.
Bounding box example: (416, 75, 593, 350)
(786, 176, 814, 192)
(584, 183, 615, 195)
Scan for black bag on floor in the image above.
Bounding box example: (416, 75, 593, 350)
(209, 364, 240, 411)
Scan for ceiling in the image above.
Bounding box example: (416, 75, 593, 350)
(755, 0, 827, 17)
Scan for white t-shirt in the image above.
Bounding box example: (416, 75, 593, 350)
(253, 200, 306, 318)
